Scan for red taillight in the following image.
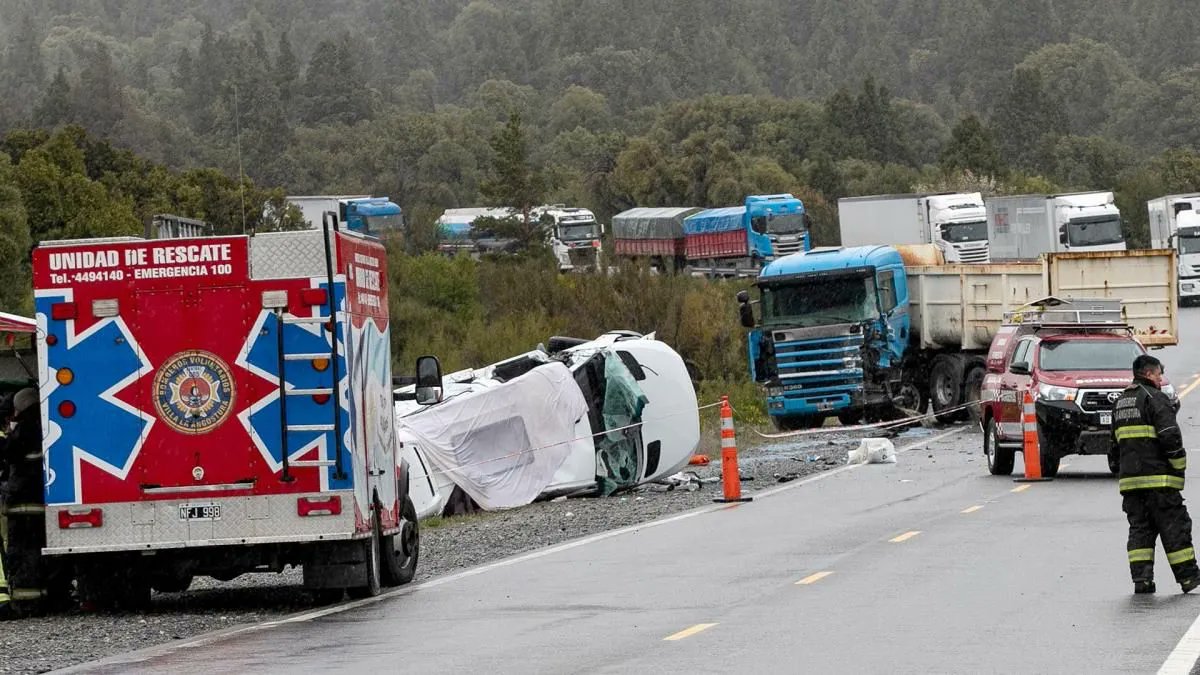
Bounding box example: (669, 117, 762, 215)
(312, 394, 330, 405)
(51, 302, 77, 321)
(297, 495, 342, 517)
(58, 508, 103, 529)
(301, 288, 328, 306)
(58, 400, 76, 418)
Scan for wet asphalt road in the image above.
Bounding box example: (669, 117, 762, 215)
(61, 307, 1200, 674)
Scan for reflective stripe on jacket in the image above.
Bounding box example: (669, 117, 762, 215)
(1112, 377, 1185, 494)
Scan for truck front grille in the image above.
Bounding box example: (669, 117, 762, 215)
(773, 334, 864, 396)
(956, 246, 990, 263)
(1078, 390, 1122, 412)
(769, 234, 808, 257)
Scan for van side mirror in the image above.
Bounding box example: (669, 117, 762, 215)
(1059, 231, 1068, 245)
(1009, 361, 1031, 376)
(415, 355, 443, 405)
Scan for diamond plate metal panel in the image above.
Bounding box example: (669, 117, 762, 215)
(44, 492, 358, 554)
(250, 231, 332, 280)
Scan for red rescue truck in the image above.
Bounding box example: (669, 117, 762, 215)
(32, 222, 419, 606)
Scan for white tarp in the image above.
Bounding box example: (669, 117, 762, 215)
(397, 361, 590, 510)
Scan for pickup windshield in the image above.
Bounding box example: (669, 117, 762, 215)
(1038, 339, 1143, 371)
(760, 275, 878, 328)
(1067, 217, 1124, 247)
(941, 220, 987, 243)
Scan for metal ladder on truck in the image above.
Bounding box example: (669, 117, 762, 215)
(273, 213, 347, 483)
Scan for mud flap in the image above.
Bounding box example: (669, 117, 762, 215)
(303, 539, 371, 589)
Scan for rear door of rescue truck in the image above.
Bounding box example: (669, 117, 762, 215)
(32, 226, 415, 599)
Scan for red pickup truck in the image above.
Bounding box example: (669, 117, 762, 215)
(979, 302, 1177, 478)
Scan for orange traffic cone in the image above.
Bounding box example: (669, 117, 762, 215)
(1015, 389, 1052, 482)
(714, 396, 753, 503)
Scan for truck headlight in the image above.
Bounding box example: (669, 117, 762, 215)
(1036, 383, 1076, 401)
(767, 387, 783, 397)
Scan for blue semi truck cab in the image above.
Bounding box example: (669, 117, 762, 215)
(738, 246, 917, 430)
(684, 194, 811, 276)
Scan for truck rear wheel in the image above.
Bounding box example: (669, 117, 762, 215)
(984, 418, 1015, 476)
(381, 497, 419, 587)
(964, 365, 985, 426)
(930, 356, 965, 423)
(347, 523, 383, 599)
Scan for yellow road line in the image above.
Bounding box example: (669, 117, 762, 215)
(796, 571, 834, 585)
(961, 505, 984, 514)
(664, 623, 718, 641)
(1180, 376, 1200, 400)
(1012, 484, 1031, 493)
(889, 530, 922, 543)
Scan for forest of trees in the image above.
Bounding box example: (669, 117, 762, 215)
(4, 1, 1200, 346)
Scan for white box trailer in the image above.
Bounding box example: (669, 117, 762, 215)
(839, 193, 989, 263)
(902, 248, 1178, 351)
(1147, 193, 1200, 304)
(986, 192, 1126, 260)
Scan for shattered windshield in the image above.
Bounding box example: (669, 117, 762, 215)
(760, 274, 878, 328)
(1067, 217, 1124, 247)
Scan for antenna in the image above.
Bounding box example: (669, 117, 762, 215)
(234, 83, 247, 234)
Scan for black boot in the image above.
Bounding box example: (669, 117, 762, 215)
(1181, 578, 1199, 594)
(1135, 580, 1157, 594)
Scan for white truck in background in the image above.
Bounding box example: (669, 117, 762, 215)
(838, 193, 990, 263)
(987, 191, 1126, 261)
(539, 205, 604, 270)
(1148, 194, 1200, 305)
(286, 195, 404, 234)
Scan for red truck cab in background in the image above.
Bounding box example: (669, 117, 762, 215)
(32, 223, 419, 606)
(979, 298, 1178, 478)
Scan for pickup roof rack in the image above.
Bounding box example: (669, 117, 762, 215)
(1003, 296, 1128, 330)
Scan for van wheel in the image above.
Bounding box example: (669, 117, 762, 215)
(1108, 453, 1120, 476)
(985, 418, 1015, 476)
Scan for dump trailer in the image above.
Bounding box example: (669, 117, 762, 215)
(32, 221, 419, 605)
(737, 246, 1177, 430)
(838, 193, 989, 263)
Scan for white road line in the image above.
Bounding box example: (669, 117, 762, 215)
(57, 424, 972, 672)
(1158, 609, 1200, 675)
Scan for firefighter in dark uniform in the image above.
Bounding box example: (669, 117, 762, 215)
(0, 388, 50, 615)
(1112, 355, 1199, 594)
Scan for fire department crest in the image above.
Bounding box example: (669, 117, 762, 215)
(153, 351, 236, 434)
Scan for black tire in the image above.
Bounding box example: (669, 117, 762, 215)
(1108, 453, 1120, 476)
(890, 380, 929, 418)
(930, 356, 966, 423)
(1036, 425, 1062, 478)
(963, 365, 985, 426)
(81, 564, 152, 610)
(381, 497, 420, 587)
(150, 573, 194, 594)
(984, 418, 1015, 476)
(347, 520, 382, 599)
